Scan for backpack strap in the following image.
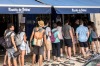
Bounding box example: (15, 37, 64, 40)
(5, 31, 14, 38)
(52, 30, 58, 38)
(52, 30, 58, 34)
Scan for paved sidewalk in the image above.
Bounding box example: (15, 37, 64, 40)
(0, 55, 85, 66)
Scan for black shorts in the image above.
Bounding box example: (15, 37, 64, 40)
(32, 46, 44, 55)
(98, 38, 100, 41)
(79, 42, 88, 47)
(92, 38, 98, 41)
(64, 39, 72, 47)
(60, 40, 63, 48)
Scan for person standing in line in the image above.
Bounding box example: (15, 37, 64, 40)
(18, 25, 27, 66)
(57, 21, 64, 58)
(69, 22, 77, 57)
(52, 23, 62, 62)
(3, 28, 9, 66)
(87, 24, 93, 51)
(71, 26, 77, 57)
(76, 20, 89, 59)
(91, 23, 99, 54)
(63, 20, 74, 61)
(43, 21, 52, 62)
(5, 23, 17, 66)
(30, 20, 47, 66)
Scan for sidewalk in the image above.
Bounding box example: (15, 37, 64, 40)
(0, 55, 85, 66)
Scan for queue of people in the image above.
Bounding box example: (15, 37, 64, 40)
(2, 19, 100, 66)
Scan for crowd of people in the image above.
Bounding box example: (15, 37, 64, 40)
(2, 19, 100, 66)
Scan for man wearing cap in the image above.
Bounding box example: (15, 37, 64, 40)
(30, 20, 47, 66)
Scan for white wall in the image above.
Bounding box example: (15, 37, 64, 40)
(18, 14, 23, 26)
(90, 13, 100, 36)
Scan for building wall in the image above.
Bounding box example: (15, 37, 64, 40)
(90, 13, 100, 36)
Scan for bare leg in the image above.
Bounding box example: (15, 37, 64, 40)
(85, 47, 89, 56)
(13, 58, 17, 66)
(44, 48, 46, 61)
(91, 41, 96, 53)
(81, 47, 86, 57)
(31, 54, 36, 66)
(95, 41, 99, 53)
(21, 50, 25, 66)
(73, 44, 76, 55)
(77, 43, 81, 54)
(57, 57, 62, 61)
(8, 57, 11, 66)
(60, 48, 63, 56)
(53, 56, 56, 61)
(68, 47, 72, 59)
(39, 55, 43, 66)
(18, 55, 21, 66)
(65, 46, 69, 58)
(3, 51, 7, 65)
(47, 50, 50, 61)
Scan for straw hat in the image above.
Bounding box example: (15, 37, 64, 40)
(38, 20, 44, 27)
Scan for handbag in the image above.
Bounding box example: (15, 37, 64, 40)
(31, 28, 43, 47)
(31, 38, 43, 47)
(13, 50, 20, 57)
(26, 41, 31, 55)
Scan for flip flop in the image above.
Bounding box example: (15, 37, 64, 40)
(3, 65, 7, 66)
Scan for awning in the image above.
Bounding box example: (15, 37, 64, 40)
(0, 0, 51, 14)
(38, 0, 100, 14)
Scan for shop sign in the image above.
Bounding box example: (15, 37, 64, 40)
(72, 8, 87, 13)
(8, 7, 31, 13)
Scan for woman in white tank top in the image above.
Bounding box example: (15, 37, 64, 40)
(18, 25, 27, 66)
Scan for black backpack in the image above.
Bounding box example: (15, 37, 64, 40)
(0, 37, 6, 48)
(4, 30, 14, 49)
(43, 26, 48, 39)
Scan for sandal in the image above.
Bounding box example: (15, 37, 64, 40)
(43, 60, 47, 62)
(3, 65, 7, 66)
(47, 61, 51, 63)
(64, 61, 70, 64)
(57, 60, 62, 62)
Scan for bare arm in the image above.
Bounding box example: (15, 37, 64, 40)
(11, 36, 17, 51)
(43, 31, 47, 45)
(76, 33, 78, 40)
(96, 30, 98, 37)
(58, 32, 61, 39)
(23, 34, 27, 42)
(48, 32, 51, 36)
(30, 31, 34, 47)
(87, 31, 90, 39)
(30, 31, 34, 42)
(48, 27, 51, 36)
(69, 28, 74, 42)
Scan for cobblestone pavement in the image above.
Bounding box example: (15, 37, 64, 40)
(0, 55, 85, 66)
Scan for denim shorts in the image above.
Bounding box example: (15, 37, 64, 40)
(7, 47, 16, 59)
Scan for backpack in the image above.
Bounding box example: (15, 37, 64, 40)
(15, 32, 23, 46)
(0, 37, 6, 48)
(50, 30, 58, 43)
(43, 26, 48, 39)
(4, 31, 13, 49)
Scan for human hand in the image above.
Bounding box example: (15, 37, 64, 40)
(14, 47, 17, 51)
